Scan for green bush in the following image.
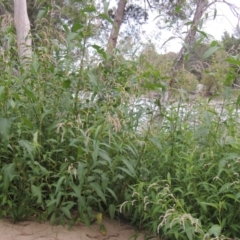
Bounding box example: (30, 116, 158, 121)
(174, 69, 199, 92)
(201, 49, 229, 95)
(121, 98, 240, 239)
(1, 6, 240, 240)
(0, 27, 145, 225)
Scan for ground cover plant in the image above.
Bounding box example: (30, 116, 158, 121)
(1, 1, 240, 240)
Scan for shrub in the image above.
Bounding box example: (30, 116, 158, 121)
(174, 69, 199, 92)
(121, 97, 240, 239)
(201, 49, 229, 95)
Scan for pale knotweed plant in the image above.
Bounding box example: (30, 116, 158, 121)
(119, 199, 138, 213)
(213, 176, 223, 183)
(107, 113, 121, 132)
(158, 211, 205, 237)
(157, 208, 175, 233)
(233, 172, 239, 177)
(132, 192, 140, 197)
(119, 201, 129, 213)
(203, 234, 233, 240)
(56, 121, 74, 142)
(169, 213, 204, 234)
(68, 163, 77, 179)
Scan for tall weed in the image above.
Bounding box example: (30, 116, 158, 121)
(121, 94, 240, 239)
(0, 19, 143, 225)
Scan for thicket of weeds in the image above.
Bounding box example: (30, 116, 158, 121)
(0, 16, 143, 226)
(1, 7, 240, 240)
(121, 93, 240, 239)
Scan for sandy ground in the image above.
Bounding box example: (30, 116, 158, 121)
(0, 218, 159, 240)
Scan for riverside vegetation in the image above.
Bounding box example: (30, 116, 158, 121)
(1, 7, 240, 240)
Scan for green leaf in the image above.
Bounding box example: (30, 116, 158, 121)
(199, 202, 218, 210)
(121, 158, 136, 177)
(207, 224, 221, 237)
(106, 188, 118, 201)
(3, 163, 17, 191)
(185, 21, 194, 26)
(236, 192, 240, 199)
(109, 204, 116, 220)
(23, 87, 36, 101)
(202, 46, 221, 59)
(69, 182, 81, 199)
(225, 194, 236, 201)
(67, 32, 78, 42)
(230, 224, 240, 232)
(226, 57, 240, 66)
(88, 72, 98, 85)
(31, 184, 42, 204)
(94, 125, 102, 139)
(92, 45, 107, 60)
(62, 80, 71, 88)
(77, 163, 86, 188)
(210, 40, 219, 47)
(236, 94, 240, 111)
(90, 182, 106, 203)
(149, 137, 162, 150)
(56, 191, 62, 207)
(23, 117, 33, 129)
(98, 150, 111, 164)
(32, 54, 39, 72)
(0, 117, 12, 141)
(18, 140, 34, 158)
(0, 86, 5, 99)
(117, 167, 134, 177)
(60, 206, 72, 219)
(175, 5, 182, 12)
(80, 5, 96, 13)
(196, 29, 208, 38)
(55, 176, 66, 194)
(185, 221, 194, 240)
(98, 13, 113, 23)
(9, 99, 16, 109)
(82, 213, 91, 227)
(218, 183, 231, 194)
(91, 140, 99, 163)
(71, 22, 83, 32)
(101, 175, 108, 191)
(38, 164, 49, 175)
(213, 8, 217, 19)
(167, 172, 171, 185)
(37, 8, 48, 19)
(198, 201, 207, 212)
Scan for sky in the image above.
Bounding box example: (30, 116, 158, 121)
(204, 0, 239, 39)
(140, 0, 240, 53)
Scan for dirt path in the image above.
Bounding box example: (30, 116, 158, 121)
(0, 218, 158, 240)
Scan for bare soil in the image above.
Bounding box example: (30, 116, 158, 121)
(0, 218, 158, 240)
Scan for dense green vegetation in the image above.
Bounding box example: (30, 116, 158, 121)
(1, 1, 240, 240)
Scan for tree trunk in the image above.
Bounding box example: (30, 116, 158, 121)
(172, 0, 208, 74)
(14, 0, 32, 64)
(106, 0, 127, 55)
(161, 0, 208, 111)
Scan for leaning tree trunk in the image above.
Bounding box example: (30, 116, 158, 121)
(172, 0, 208, 74)
(14, 0, 32, 64)
(106, 0, 127, 55)
(163, 0, 208, 102)
(161, 0, 208, 118)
